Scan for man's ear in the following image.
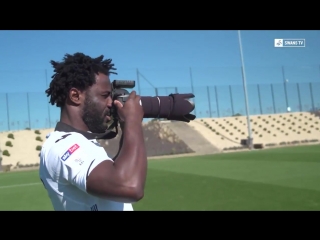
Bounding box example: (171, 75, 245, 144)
(68, 88, 84, 105)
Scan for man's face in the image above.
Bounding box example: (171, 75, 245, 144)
(81, 73, 113, 133)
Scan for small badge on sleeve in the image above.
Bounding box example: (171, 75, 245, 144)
(61, 144, 80, 161)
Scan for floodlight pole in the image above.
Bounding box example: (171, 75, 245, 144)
(238, 30, 253, 150)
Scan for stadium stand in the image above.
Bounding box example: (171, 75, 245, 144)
(0, 111, 319, 171)
(191, 111, 320, 151)
(0, 120, 194, 170)
(97, 120, 194, 159)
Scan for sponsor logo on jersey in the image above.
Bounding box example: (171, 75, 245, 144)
(61, 144, 80, 161)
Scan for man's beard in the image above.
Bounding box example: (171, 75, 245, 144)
(82, 97, 109, 133)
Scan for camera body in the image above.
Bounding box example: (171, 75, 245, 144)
(111, 80, 136, 106)
(106, 80, 136, 130)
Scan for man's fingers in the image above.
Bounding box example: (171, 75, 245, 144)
(129, 91, 136, 99)
(135, 94, 141, 103)
(128, 91, 141, 104)
(113, 100, 123, 109)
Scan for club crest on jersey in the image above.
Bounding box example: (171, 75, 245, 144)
(61, 144, 80, 161)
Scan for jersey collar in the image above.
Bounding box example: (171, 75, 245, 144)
(54, 121, 117, 140)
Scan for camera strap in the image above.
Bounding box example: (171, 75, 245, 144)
(54, 121, 117, 140)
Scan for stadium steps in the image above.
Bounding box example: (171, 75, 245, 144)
(161, 121, 221, 155)
(196, 112, 320, 147)
(0, 128, 52, 167)
(194, 118, 247, 149)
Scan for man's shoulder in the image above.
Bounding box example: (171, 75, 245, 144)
(42, 131, 90, 153)
(47, 131, 87, 142)
(41, 130, 110, 164)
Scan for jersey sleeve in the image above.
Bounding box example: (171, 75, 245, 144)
(54, 133, 113, 192)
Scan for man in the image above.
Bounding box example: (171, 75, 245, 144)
(39, 52, 147, 211)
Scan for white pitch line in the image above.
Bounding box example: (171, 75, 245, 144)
(0, 182, 41, 189)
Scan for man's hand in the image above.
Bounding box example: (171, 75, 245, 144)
(113, 91, 144, 124)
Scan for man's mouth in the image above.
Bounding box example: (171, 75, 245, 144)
(105, 116, 111, 122)
(103, 109, 111, 120)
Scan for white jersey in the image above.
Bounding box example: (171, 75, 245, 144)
(39, 130, 133, 211)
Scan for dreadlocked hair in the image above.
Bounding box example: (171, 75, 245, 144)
(45, 52, 117, 107)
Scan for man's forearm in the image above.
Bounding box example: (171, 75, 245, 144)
(112, 120, 147, 193)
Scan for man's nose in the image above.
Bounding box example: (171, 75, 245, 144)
(107, 97, 113, 107)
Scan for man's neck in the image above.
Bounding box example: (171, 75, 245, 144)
(60, 107, 89, 132)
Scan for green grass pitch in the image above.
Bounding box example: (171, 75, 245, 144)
(1, 144, 320, 210)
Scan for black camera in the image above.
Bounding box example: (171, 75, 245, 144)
(106, 80, 196, 131)
(111, 80, 136, 106)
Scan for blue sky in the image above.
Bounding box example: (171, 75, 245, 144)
(0, 30, 319, 131)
